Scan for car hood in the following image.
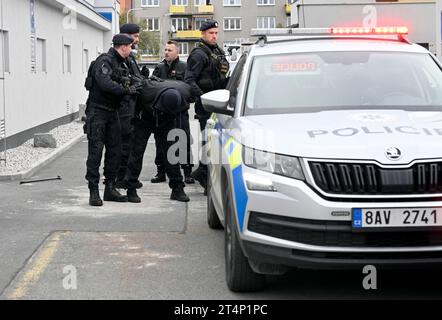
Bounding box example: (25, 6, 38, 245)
(237, 109, 442, 165)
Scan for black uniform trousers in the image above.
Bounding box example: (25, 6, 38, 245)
(195, 98, 211, 174)
(154, 110, 193, 176)
(85, 105, 121, 189)
(125, 112, 184, 190)
(116, 97, 136, 182)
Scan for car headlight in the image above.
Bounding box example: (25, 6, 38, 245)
(242, 146, 305, 181)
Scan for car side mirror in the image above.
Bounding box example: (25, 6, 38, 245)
(201, 89, 234, 116)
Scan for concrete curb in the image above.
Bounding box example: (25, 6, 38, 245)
(0, 133, 86, 182)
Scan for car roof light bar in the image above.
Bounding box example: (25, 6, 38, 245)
(251, 26, 410, 44)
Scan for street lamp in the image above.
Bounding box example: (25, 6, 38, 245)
(126, 8, 144, 24)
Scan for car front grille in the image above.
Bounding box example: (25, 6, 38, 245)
(248, 212, 442, 248)
(308, 161, 442, 195)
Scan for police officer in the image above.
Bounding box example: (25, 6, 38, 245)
(185, 20, 229, 194)
(115, 23, 144, 189)
(151, 40, 194, 185)
(124, 84, 190, 203)
(85, 34, 140, 206)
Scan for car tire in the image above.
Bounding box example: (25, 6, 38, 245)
(225, 183, 265, 292)
(207, 171, 223, 229)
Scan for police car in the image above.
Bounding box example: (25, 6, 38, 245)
(201, 26, 442, 292)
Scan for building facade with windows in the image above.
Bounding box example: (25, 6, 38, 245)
(131, 0, 290, 57)
(0, 0, 120, 154)
(292, 0, 437, 54)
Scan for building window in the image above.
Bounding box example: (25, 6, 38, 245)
(141, 0, 160, 6)
(223, 18, 241, 31)
(63, 44, 71, 74)
(257, 16, 276, 29)
(172, 18, 189, 31)
(0, 30, 10, 73)
(171, 0, 188, 5)
(223, 0, 241, 6)
(83, 49, 89, 74)
(36, 38, 46, 73)
(179, 42, 188, 55)
(195, 0, 211, 5)
(146, 18, 160, 31)
(195, 18, 209, 30)
(257, 0, 275, 5)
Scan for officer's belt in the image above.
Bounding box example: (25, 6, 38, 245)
(88, 101, 117, 112)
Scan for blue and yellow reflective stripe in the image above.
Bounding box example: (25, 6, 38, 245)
(224, 136, 248, 232)
(224, 136, 242, 170)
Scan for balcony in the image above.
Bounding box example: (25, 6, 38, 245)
(169, 5, 187, 14)
(174, 30, 201, 39)
(197, 5, 214, 14)
(284, 3, 291, 15)
(169, 4, 214, 15)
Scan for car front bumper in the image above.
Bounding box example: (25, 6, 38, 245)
(237, 166, 442, 269)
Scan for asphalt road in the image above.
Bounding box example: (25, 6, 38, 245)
(0, 126, 442, 300)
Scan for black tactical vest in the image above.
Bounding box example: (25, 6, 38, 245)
(194, 42, 229, 93)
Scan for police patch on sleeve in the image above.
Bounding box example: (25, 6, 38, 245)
(101, 63, 110, 75)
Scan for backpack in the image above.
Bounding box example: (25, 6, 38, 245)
(84, 53, 117, 91)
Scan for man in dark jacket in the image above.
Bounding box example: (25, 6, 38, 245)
(151, 40, 194, 185)
(115, 23, 144, 189)
(124, 78, 191, 203)
(185, 20, 229, 194)
(85, 34, 140, 206)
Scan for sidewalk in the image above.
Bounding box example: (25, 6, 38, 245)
(0, 134, 213, 299)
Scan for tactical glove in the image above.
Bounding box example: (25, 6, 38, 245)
(126, 85, 140, 95)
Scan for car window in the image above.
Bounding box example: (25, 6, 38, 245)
(245, 51, 442, 115)
(226, 54, 247, 109)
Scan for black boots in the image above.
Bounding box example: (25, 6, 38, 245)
(89, 188, 103, 207)
(184, 175, 195, 184)
(115, 180, 143, 189)
(184, 169, 195, 184)
(151, 171, 166, 183)
(190, 165, 207, 192)
(103, 181, 128, 202)
(127, 188, 141, 203)
(170, 187, 190, 202)
(153, 171, 195, 185)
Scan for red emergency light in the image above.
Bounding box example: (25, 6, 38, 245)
(331, 26, 408, 35)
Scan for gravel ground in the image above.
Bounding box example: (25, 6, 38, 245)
(0, 121, 84, 175)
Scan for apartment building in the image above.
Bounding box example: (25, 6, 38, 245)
(293, 0, 437, 54)
(130, 0, 291, 56)
(121, 0, 133, 13)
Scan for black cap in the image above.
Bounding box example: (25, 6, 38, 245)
(120, 23, 140, 34)
(112, 33, 133, 45)
(199, 20, 218, 31)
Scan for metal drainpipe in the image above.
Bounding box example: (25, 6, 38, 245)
(436, 0, 441, 61)
(0, 0, 6, 166)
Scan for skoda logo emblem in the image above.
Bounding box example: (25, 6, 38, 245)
(385, 147, 402, 161)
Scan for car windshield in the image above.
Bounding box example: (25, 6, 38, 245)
(245, 51, 442, 115)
